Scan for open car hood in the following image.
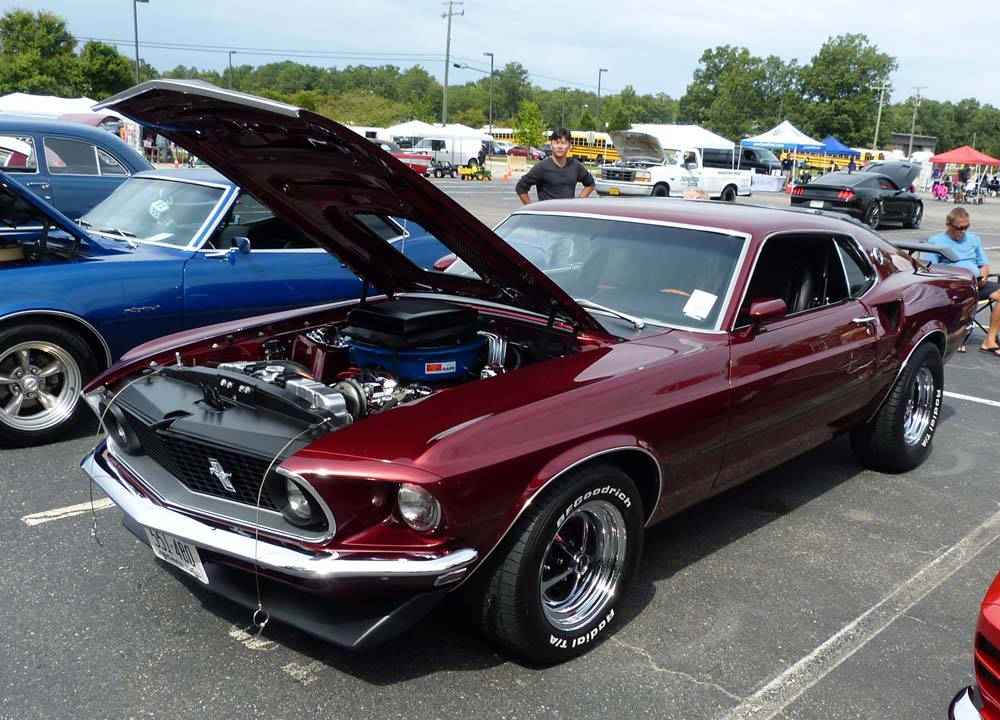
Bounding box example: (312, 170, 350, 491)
(0, 170, 95, 248)
(862, 160, 921, 189)
(609, 131, 665, 164)
(96, 80, 605, 334)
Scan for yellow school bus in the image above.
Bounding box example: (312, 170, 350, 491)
(486, 128, 619, 164)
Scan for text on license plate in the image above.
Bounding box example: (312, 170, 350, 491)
(145, 527, 208, 584)
(809, 200, 825, 208)
(609, 187, 619, 195)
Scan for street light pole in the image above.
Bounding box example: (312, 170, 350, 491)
(228, 50, 236, 90)
(872, 81, 889, 150)
(596, 68, 608, 131)
(907, 86, 926, 158)
(483, 51, 494, 137)
(441, 0, 463, 124)
(132, 0, 149, 85)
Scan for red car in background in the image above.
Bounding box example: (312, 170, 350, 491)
(507, 145, 545, 160)
(367, 137, 433, 176)
(950, 572, 1000, 719)
(82, 80, 978, 664)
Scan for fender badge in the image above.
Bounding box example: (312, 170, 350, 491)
(208, 458, 236, 493)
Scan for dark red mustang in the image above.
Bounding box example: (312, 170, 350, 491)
(82, 81, 978, 663)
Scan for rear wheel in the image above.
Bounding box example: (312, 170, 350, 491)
(433, 168, 444, 178)
(596, 155, 605, 165)
(465, 463, 644, 663)
(651, 184, 670, 198)
(850, 342, 942, 472)
(0, 323, 97, 447)
(903, 202, 923, 229)
(721, 185, 737, 202)
(863, 201, 882, 228)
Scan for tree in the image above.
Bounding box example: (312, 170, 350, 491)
(79, 41, 132, 99)
(0, 9, 79, 94)
(798, 34, 897, 147)
(578, 108, 596, 131)
(495, 62, 531, 121)
(513, 101, 545, 148)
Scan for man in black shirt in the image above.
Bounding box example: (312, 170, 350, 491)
(515, 128, 595, 204)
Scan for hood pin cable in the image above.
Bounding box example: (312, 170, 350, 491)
(250, 419, 332, 635)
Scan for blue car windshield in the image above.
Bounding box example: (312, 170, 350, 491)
(80, 177, 226, 247)
(447, 213, 745, 331)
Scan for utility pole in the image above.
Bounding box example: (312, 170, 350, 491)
(596, 68, 608, 131)
(132, 0, 149, 85)
(483, 51, 494, 136)
(872, 81, 889, 150)
(907, 86, 926, 158)
(228, 50, 236, 90)
(561, 87, 566, 127)
(440, 0, 463, 124)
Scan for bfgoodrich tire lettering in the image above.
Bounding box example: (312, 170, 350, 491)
(850, 342, 943, 473)
(465, 463, 644, 663)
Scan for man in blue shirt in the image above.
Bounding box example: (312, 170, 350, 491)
(925, 207, 1000, 355)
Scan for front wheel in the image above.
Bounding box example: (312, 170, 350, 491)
(720, 185, 737, 202)
(651, 184, 670, 198)
(904, 202, 923, 229)
(466, 463, 644, 663)
(0, 323, 96, 447)
(850, 342, 942, 472)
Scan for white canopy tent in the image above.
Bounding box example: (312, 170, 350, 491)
(629, 124, 734, 150)
(741, 120, 823, 151)
(0, 92, 124, 120)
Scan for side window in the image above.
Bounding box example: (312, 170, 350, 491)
(44, 137, 99, 175)
(0, 134, 38, 172)
(739, 234, 850, 323)
(431, 139, 445, 152)
(97, 148, 128, 176)
(835, 238, 876, 297)
(214, 193, 312, 251)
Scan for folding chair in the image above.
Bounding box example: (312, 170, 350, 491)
(974, 273, 999, 335)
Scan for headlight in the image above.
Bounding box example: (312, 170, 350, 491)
(285, 478, 311, 521)
(274, 467, 333, 531)
(636, 170, 651, 182)
(397, 483, 441, 533)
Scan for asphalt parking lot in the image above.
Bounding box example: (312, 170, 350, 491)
(3, 180, 1000, 720)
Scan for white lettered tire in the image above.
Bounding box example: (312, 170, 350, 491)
(466, 463, 644, 663)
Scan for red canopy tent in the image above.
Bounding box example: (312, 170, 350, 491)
(929, 145, 1000, 166)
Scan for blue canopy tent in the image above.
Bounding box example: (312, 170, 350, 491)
(741, 121, 823, 152)
(819, 135, 860, 156)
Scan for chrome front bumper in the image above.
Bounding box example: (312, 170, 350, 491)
(595, 180, 653, 197)
(81, 446, 478, 586)
(950, 688, 985, 719)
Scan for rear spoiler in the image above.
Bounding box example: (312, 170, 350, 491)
(891, 240, 959, 263)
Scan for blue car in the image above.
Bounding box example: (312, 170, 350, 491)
(0, 168, 450, 446)
(0, 116, 152, 219)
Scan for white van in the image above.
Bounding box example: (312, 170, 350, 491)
(411, 136, 484, 166)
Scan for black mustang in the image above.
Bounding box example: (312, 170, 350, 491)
(790, 160, 923, 230)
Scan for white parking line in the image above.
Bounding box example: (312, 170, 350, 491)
(944, 390, 1000, 408)
(20, 498, 115, 526)
(719, 508, 1000, 720)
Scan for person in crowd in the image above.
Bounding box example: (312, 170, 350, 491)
(847, 157, 856, 173)
(829, 162, 838, 174)
(516, 127, 595, 204)
(142, 133, 155, 161)
(781, 153, 793, 182)
(477, 142, 487, 167)
(923, 207, 1000, 354)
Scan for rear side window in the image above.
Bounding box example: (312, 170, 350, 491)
(97, 148, 127, 176)
(44, 137, 100, 175)
(0, 134, 38, 172)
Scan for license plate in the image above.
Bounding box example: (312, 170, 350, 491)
(146, 527, 208, 584)
(609, 187, 619, 195)
(809, 200, 824, 208)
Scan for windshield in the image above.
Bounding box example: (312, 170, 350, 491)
(756, 148, 780, 164)
(448, 213, 745, 331)
(662, 149, 682, 166)
(80, 177, 227, 247)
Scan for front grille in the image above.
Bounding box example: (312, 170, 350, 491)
(977, 632, 1000, 702)
(127, 415, 281, 511)
(602, 168, 635, 182)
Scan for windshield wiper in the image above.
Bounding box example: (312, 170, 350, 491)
(77, 219, 92, 228)
(97, 227, 138, 248)
(573, 298, 645, 329)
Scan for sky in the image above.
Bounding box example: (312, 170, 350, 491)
(16, 0, 1000, 109)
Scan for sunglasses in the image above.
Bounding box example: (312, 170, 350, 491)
(949, 223, 971, 232)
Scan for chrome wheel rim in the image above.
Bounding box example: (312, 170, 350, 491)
(902, 367, 936, 446)
(539, 499, 627, 632)
(911, 205, 922, 225)
(868, 204, 881, 227)
(0, 341, 81, 432)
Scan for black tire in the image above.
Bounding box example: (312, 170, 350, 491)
(0, 323, 97, 447)
(904, 202, 923, 229)
(465, 463, 644, 663)
(651, 184, 670, 198)
(721, 185, 737, 202)
(850, 342, 942, 473)
(863, 201, 882, 228)
(596, 155, 604, 165)
(434, 168, 444, 178)
(468, 158, 478, 167)
(450, 169, 458, 178)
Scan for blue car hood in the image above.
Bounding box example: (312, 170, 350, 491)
(95, 79, 606, 336)
(0, 170, 123, 255)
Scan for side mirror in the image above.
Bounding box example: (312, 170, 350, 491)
(235, 236, 251, 255)
(739, 298, 787, 338)
(205, 236, 251, 259)
(686, 162, 698, 171)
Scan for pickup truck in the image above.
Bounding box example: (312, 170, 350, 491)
(595, 131, 752, 201)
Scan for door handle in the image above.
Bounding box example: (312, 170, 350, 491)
(852, 316, 877, 324)
(26, 182, 50, 189)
